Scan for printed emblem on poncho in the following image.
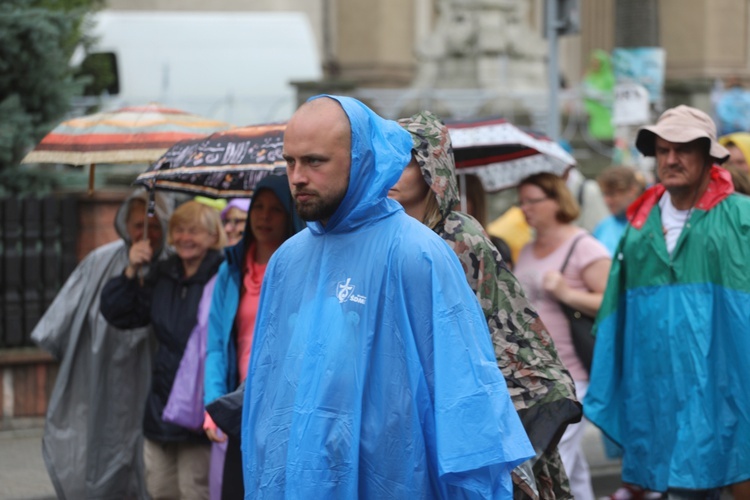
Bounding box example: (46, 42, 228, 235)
(337, 278, 367, 305)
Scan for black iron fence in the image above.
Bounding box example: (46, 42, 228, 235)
(1, 196, 78, 347)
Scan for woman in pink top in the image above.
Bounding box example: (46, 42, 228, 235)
(204, 174, 305, 499)
(513, 172, 611, 500)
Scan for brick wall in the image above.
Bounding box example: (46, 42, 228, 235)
(75, 190, 130, 260)
(0, 349, 58, 427)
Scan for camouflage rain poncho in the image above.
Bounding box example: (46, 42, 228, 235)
(399, 112, 582, 500)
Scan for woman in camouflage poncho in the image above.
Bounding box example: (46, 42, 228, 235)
(390, 111, 581, 500)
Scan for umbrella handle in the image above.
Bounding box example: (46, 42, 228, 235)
(87, 164, 96, 196)
(139, 182, 157, 286)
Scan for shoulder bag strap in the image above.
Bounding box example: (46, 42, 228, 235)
(560, 234, 587, 273)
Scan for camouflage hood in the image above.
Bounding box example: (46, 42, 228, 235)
(398, 111, 459, 220)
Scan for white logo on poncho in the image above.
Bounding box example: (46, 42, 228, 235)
(337, 278, 367, 305)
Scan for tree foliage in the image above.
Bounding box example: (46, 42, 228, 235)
(0, 0, 102, 182)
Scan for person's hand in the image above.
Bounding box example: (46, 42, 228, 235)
(542, 270, 569, 301)
(125, 240, 153, 279)
(205, 426, 227, 443)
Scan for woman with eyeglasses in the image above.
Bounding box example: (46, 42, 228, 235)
(100, 200, 226, 500)
(204, 174, 305, 499)
(513, 172, 611, 500)
(221, 199, 251, 247)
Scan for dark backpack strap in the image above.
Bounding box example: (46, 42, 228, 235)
(560, 234, 587, 273)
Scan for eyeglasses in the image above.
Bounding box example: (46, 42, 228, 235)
(223, 217, 247, 228)
(517, 197, 549, 207)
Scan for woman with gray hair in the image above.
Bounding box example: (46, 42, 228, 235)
(101, 200, 226, 500)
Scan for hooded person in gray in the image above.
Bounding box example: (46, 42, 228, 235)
(31, 189, 173, 500)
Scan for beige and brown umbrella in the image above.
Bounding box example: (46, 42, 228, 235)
(22, 103, 232, 194)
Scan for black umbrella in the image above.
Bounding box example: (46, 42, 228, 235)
(135, 123, 287, 198)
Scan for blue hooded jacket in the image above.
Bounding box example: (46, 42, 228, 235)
(241, 96, 533, 499)
(205, 174, 304, 408)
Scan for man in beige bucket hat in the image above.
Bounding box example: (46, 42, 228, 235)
(635, 105, 730, 160)
(583, 104, 750, 499)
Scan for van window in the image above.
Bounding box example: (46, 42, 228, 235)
(76, 52, 120, 96)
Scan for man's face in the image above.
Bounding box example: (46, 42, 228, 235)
(725, 144, 749, 173)
(654, 137, 710, 192)
(283, 100, 351, 225)
(126, 203, 163, 251)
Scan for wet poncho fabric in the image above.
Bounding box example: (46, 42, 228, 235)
(31, 190, 172, 500)
(584, 166, 750, 491)
(241, 95, 534, 499)
(400, 111, 580, 500)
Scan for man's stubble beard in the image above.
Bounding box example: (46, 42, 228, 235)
(295, 186, 348, 222)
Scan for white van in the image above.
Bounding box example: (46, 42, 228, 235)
(78, 11, 323, 126)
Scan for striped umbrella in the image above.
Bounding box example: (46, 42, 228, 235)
(447, 117, 576, 193)
(135, 123, 287, 198)
(22, 104, 232, 193)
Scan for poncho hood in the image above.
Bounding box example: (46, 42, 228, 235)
(584, 49, 615, 91)
(398, 110, 460, 220)
(626, 165, 734, 229)
(114, 188, 172, 250)
(719, 131, 750, 165)
(304, 95, 414, 235)
(225, 173, 306, 270)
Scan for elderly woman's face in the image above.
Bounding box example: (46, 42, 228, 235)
(388, 158, 431, 219)
(170, 221, 216, 265)
(518, 184, 557, 228)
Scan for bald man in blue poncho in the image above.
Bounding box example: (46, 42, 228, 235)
(241, 96, 533, 499)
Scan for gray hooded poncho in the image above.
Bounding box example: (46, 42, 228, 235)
(31, 190, 172, 500)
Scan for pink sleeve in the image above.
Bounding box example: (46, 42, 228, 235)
(571, 234, 611, 273)
(203, 411, 217, 431)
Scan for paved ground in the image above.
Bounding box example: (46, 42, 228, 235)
(0, 426, 55, 500)
(0, 421, 622, 500)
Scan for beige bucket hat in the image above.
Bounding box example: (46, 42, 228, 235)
(635, 105, 730, 163)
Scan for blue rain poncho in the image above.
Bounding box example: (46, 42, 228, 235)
(241, 96, 533, 499)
